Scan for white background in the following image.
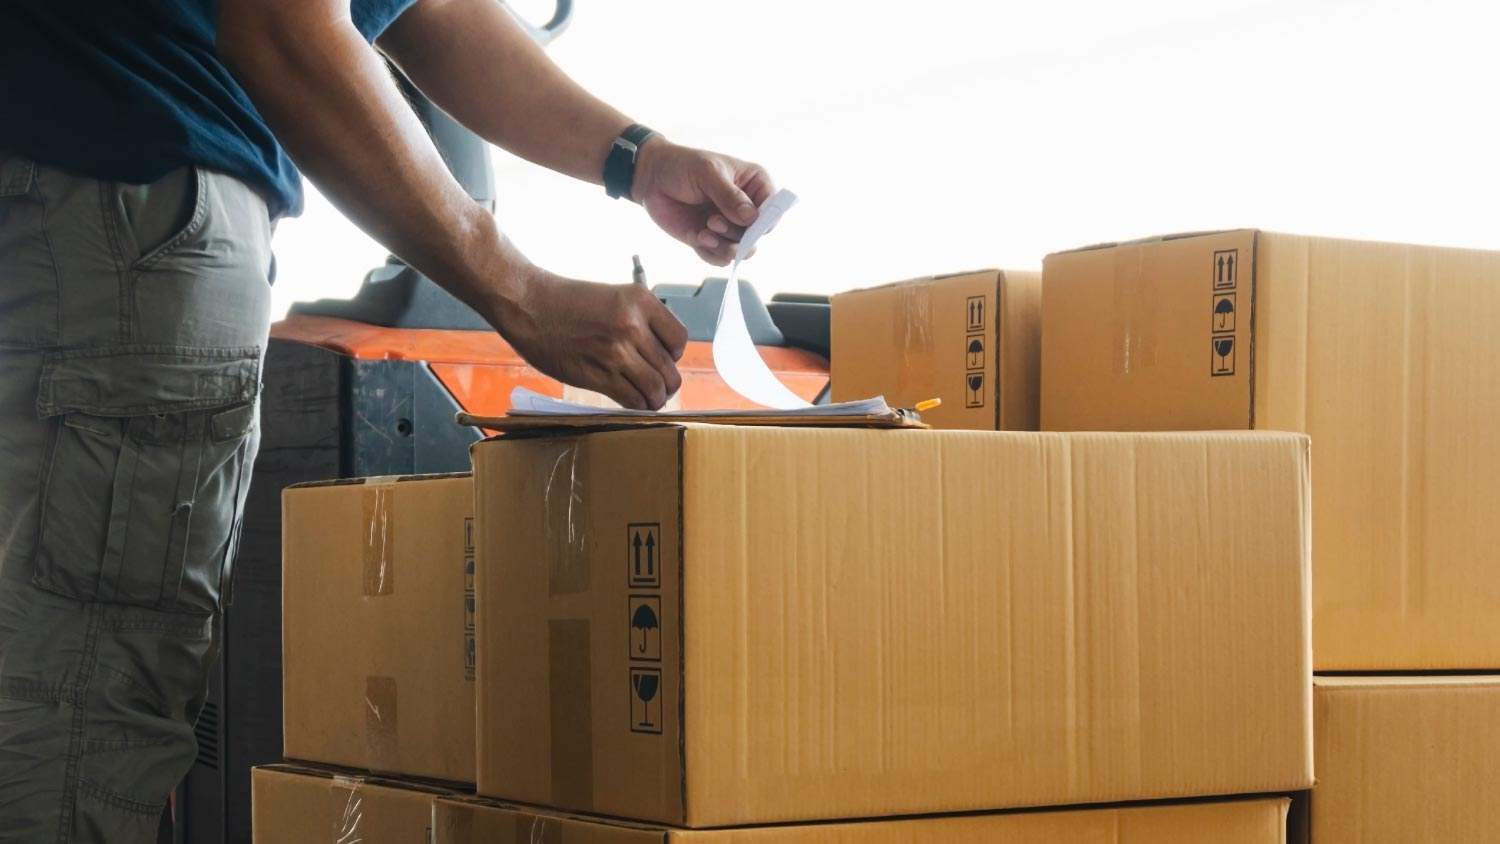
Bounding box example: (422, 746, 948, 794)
(269, 0, 1500, 320)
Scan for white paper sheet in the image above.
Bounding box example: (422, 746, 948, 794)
(711, 189, 812, 410)
(507, 386, 891, 417)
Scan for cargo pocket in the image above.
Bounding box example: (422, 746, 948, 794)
(32, 345, 262, 614)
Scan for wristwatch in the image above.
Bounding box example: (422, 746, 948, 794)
(603, 123, 659, 201)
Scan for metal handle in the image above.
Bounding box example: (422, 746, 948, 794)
(503, 0, 574, 46)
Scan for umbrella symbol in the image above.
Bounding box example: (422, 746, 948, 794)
(1214, 297, 1234, 330)
(631, 602, 659, 654)
(632, 671, 660, 728)
(966, 338, 984, 368)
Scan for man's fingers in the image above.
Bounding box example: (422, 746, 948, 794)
(642, 336, 683, 397)
(706, 214, 745, 241)
(694, 243, 732, 266)
(643, 294, 689, 361)
(703, 162, 758, 227)
(621, 346, 669, 410)
(738, 164, 776, 208)
(606, 373, 650, 411)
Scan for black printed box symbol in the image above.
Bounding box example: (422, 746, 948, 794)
(965, 372, 986, 408)
(464, 633, 476, 680)
(1211, 336, 1236, 377)
(1213, 250, 1239, 290)
(628, 595, 662, 662)
(965, 334, 986, 371)
(966, 296, 986, 331)
(627, 523, 661, 588)
(629, 667, 663, 735)
(1212, 293, 1236, 333)
(464, 553, 476, 633)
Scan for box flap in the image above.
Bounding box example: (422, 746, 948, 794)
(285, 471, 470, 491)
(1049, 229, 1258, 256)
(433, 795, 1290, 844)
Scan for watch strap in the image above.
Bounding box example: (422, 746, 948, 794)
(603, 124, 658, 201)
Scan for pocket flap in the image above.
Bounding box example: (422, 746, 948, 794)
(38, 345, 261, 417)
(0, 156, 36, 197)
(211, 402, 257, 442)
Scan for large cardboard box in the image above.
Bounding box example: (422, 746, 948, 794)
(831, 270, 1042, 430)
(433, 794, 1291, 844)
(472, 426, 1312, 826)
(251, 764, 448, 844)
(283, 474, 476, 783)
(1307, 676, 1500, 843)
(1041, 231, 1500, 670)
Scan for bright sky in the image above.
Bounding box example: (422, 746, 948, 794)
(269, 0, 1500, 320)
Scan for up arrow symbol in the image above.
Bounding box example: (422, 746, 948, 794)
(645, 532, 656, 576)
(633, 531, 643, 576)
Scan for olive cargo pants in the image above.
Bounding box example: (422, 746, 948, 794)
(0, 153, 273, 842)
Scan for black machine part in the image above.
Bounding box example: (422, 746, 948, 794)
(290, 269, 832, 359)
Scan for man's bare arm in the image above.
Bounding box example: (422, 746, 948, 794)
(378, 0, 776, 266)
(217, 0, 686, 409)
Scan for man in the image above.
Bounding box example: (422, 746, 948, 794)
(0, 0, 773, 839)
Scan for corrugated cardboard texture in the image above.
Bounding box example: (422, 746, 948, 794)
(1311, 676, 1500, 843)
(283, 474, 477, 782)
(474, 431, 686, 823)
(433, 795, 1289, 844)
(474, 427, 1312, 826)
(1041, 231, 1257, 431)
(251, 764, 444, 844)
(830, 270, 1042, 430)
(1042, 231, 1500, 670)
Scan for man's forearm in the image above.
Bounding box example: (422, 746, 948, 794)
(377, 0, 635, 187)
(218, 1, 531, 323)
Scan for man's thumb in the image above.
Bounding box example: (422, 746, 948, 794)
(705, 166, 758, 227)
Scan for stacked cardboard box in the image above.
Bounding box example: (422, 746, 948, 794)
(831, 270, 1043, 430)
(1039, 230, 1500, 841)
(253, 473, 479, 842)
(432, 794, 1292, 843)
(252, 764, 450, 844)
(467, 423, 1313, 836)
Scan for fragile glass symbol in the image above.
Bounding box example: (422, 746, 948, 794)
(632, 672, 660, 728)
(1214, 337, 1234, 371)
(631, 603, 659, 654)
(968, 373, 983, 396)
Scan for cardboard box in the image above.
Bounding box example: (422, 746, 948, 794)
(433, 794, 1291, 844)
(831, 269, 1042, 430)
(1041, 231, 1500, 670)
(472, 426, 1312, 826)
(1307, 676, 1500, 844)
(251, 764, 448, 844)
(282, 474, 476, 783)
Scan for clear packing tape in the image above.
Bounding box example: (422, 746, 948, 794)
(360, 477, 401, 773)
(330, 774, 366, 844)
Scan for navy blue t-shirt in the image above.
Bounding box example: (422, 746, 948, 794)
(0, 0, 418, 218)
